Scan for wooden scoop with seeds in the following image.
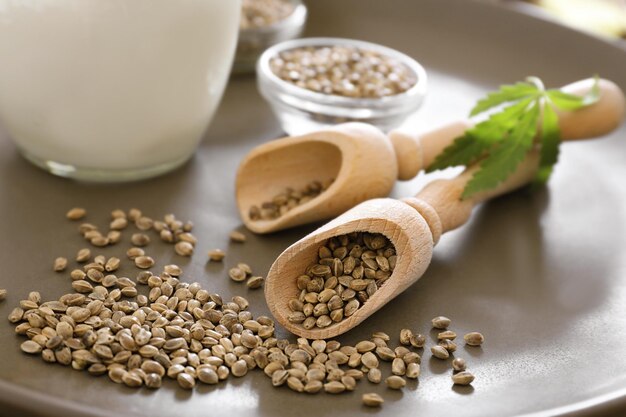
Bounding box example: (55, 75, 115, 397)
(264, 78, 626, 339)
(237, 78, 625, 234)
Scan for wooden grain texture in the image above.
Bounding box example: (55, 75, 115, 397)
(237, 78, 624, 234)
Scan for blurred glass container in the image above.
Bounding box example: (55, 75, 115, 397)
(0, 0, 240, 182)
(233, 0, 307, 74)
(256, 37, 428, 136)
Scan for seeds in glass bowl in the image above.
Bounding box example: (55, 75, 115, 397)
(240, 0, 295, 30)
(248, 179, 334, 221)
(269, 45, 417, 99)
(287, 232, 395, 330)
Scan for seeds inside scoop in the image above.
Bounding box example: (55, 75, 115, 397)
(248, 180, 334, 222)
(287, 232, 395, 330)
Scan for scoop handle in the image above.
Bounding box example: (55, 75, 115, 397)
(389, 78, 625, 180)
(403, 151, 540, 244)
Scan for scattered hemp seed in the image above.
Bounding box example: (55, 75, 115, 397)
(246, 276, 265, 289)
(437, 330, 457, 341)
(452, 371, 475, 386)
(431, 316, 451, 329)
(385, 375, 406, 390)
(76, 248, 91, 263)
(240, 0, 295, 30)
(287, 232, 395, 330)
(362, 393, 384, 407)
(208, 249, 226, 262)
(431, 345, 450, 360)
(229, 267, 248, 282)
(464, 332, 485, 347)
(229, 231, 247, 243)
(410, 333, 426, 348)
(270, 46, 417, 99)
(131, 233, 151, 247)
(452, 358, 467, 372)
(53, 257, 67, 272)
(248, 179, 334, 221)
(438, 339, 457, 353)
(66, 207, 86, 220)
(174, 241, 194, 257)
(399, 328, 413, 345)
(134, 256, 155, 269)
(406, 363, 421, 379)
(0, 288, 7, 301)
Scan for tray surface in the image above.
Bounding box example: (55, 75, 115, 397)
(1, 1, 626, 416)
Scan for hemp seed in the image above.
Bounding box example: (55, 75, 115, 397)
(246, 276, 265, 289)
(53, 257, 68, 272)
(452, 358, 467, 372)
(385, 375, 406, 390)
(431, 345, 449, 360)
(0, 289, 6, 301)
(134, 256, 155, 269)
(229, 231, 247, 243)
(362, 392, 384, 407)
(452, 371, 475, 386)
(76, 248, 91, 263)
(431, 316, 451, 329)
(66, 207, 86, 220)
(208, 249, 226, 262)
(174, 241, 194, 257)
(464, 332, 485, 347)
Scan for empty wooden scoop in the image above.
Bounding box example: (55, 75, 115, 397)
(237, 78, 625, 234)
(265, 81, 626, 339)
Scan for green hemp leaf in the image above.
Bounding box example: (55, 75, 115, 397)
(427, 76, 600, 199)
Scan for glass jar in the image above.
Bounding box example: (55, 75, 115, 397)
(233, 0, 307, 74)
(0, 0, 241, 181)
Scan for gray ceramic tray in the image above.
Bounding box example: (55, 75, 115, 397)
(1, 1, 626, 416)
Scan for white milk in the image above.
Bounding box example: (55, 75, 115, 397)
(0, 0, 240, 180)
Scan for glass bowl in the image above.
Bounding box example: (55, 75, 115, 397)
(233, 0, 307, 74)
(256, 37, 428, 135)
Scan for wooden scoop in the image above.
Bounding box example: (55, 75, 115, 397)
(236, 78, 625, 234)
(264, 79, 626, 339)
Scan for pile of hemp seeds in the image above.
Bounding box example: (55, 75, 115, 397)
(4, 207, 484, 409)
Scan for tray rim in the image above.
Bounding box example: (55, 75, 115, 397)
(1, 1, 626, 416)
